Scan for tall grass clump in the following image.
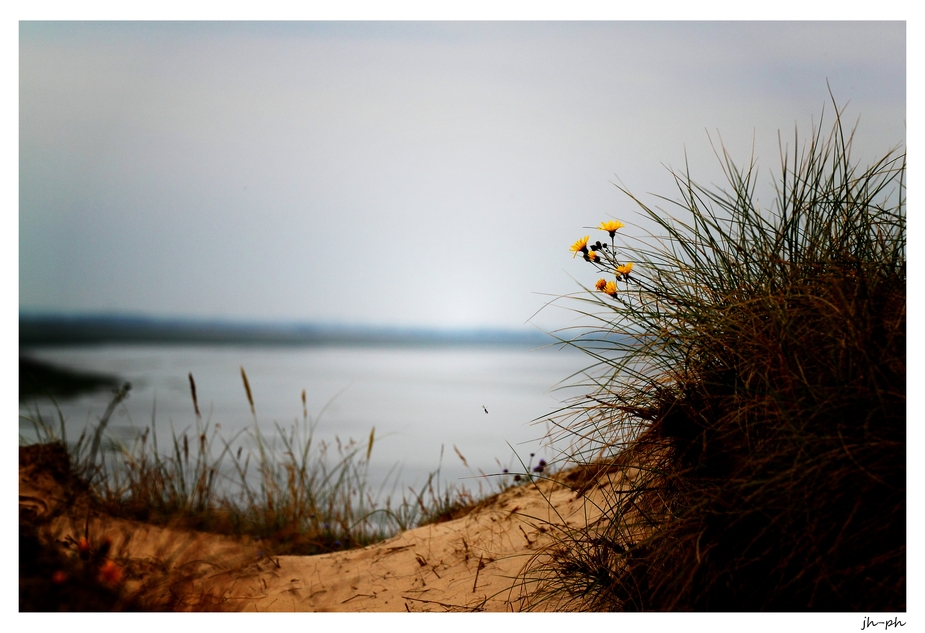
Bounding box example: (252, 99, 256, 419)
(21, 369, 478, 559)
(530, 101, 905, 611)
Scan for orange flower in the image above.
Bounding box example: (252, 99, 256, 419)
(595, 278, 608, 291)
(602, 281, 618, 296)
(98, 560, 123, 586)
(570, 236, 590, 257)
(598, 220, 624, 236)
(616, 262, 634, 277)
(587, 250, 599, 262)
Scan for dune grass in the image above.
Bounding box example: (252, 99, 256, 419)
(20, 96, 904, 613)
(528, 99, 906, 611)
(20, 366, 490, 564)
(21, 364, 521, 611)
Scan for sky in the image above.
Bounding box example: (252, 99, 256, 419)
(18, 20, 907, 332)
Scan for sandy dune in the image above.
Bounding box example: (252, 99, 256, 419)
(20, 444, 626, 612)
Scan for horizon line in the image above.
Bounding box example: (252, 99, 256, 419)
(19, 311, 559, 348)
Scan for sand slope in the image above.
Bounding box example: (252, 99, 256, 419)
(20, 445, 625, 612)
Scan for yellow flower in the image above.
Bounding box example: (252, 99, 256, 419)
(595, 278, 608, 291)
(602, 281, 618, 296)
(570, 236, 590, 257)
(587, 249, 599, 261)
(616, 262, 634, 277)
(599, 220, 625, 236)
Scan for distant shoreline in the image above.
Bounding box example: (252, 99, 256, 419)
(20, 314, 554, 349)
(19, 356, 121, 402)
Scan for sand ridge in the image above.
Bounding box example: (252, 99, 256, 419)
(20, 445, 626, 612)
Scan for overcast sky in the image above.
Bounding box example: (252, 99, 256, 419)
(18, 21, 906, 331)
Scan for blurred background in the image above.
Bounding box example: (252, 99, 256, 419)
(17, 20, 906, 489)
(20, 21, 905, 330)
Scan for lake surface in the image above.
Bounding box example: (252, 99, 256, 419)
(19, 343, 593, 495)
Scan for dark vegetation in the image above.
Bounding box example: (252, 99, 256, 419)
(19, 443, 145, 611)
(529, 101, 905, 611)
(19, 356, 120, 402)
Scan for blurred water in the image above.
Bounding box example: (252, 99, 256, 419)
(19, 343, 592, 494)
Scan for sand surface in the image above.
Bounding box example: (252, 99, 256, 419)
(20, 445, 627, 612)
